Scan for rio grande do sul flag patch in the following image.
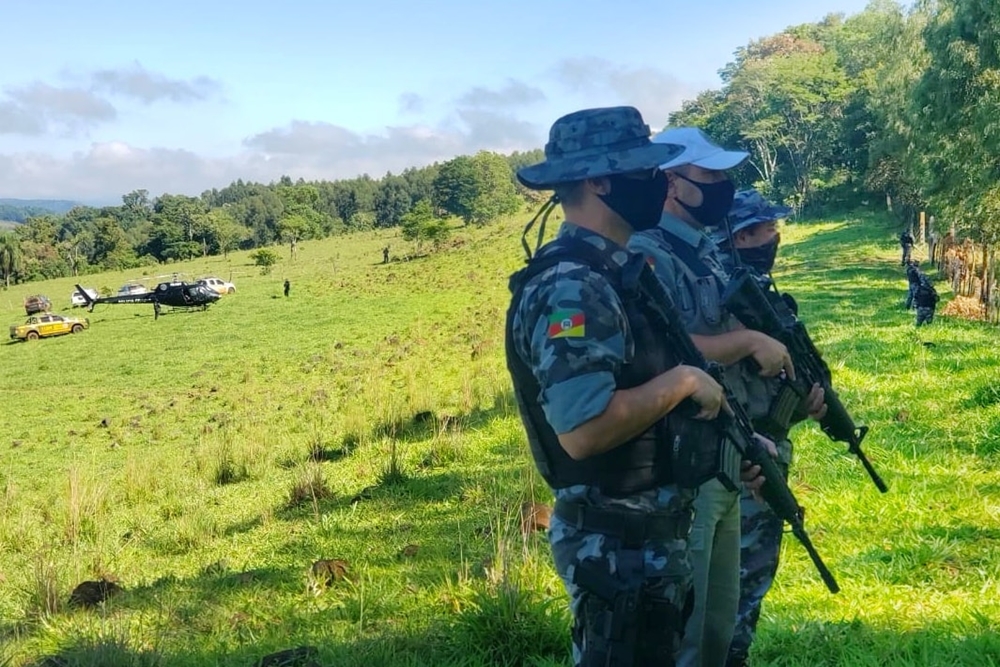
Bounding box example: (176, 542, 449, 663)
(547, 310, 586, 338)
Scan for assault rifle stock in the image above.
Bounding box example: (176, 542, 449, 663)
(631, 263, 840, 594)
(721, 267, 889, 494)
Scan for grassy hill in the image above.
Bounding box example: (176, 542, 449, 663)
(1, 211, 998, 666)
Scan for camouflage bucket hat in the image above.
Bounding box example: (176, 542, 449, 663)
(727, 189, 792, 234)
(516, 106, 685, 190)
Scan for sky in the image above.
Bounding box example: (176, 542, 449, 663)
(0, 0, 874, 204)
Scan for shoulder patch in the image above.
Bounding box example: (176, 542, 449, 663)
(547, 310, 586, 338)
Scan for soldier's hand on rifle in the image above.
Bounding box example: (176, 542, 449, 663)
(804, 383, 828, 421)
(685, 367, 728, 420)
(747, 331, 796, 380)
(741, 434, 777, 500)
(740, 460, 765, 494)
(756, 433, 778, 459)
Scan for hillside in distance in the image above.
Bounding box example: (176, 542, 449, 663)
(0, 198, 82, 223)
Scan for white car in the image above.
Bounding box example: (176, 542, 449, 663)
(71, 287, 98, 308)
(198, 276, 236, 295)
(117, 282, 149, 297)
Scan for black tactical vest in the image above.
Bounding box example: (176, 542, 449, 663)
(505, 236, 714, 497)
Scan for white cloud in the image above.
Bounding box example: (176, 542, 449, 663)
(1, 62, 705, 200)
(0, 111, 544, 200)
(0, 82, 116, 136)
(456, 78, 546, 108)
(550, 57, 700, 129)
(90, 63, 223, 104)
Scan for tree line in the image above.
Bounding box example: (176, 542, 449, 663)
(4, 0, 1000, 292)
(0, 149, 541, 286)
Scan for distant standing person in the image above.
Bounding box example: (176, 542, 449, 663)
(900, 228, 915, 266)
(284, 279, 290, 297)
(914, 276, 939, 326)
(383, 246, 390, 264)
(905, 261, 921, 310)
(153, 300, 161, 320)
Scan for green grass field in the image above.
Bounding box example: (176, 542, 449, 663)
(1, 210, 998, 666)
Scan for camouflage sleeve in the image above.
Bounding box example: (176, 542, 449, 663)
(516, 262, 629, 435)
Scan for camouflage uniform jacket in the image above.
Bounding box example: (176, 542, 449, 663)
(713, 244, 803, 465)
(509, 221, 692, 513)
(628, 212, 751, 408)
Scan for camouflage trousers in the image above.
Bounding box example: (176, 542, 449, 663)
(549, 500, 695, 666)
(728, 454, 791, 664)
(916, 306, 935, 326)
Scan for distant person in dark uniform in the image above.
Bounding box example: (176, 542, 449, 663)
(900, 228, 915, 266)
(383, 246, 390, 264)
(284, 279, 291, 297)
(905, 261, 921, 310)
(153, 300, 161, 320)
(914, 276, 939, 326)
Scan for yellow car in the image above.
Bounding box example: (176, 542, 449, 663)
(10, 313, 90, 341)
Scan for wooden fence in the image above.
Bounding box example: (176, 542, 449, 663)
(929, 231, 1000, 324)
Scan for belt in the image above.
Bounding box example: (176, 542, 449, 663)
(553, 499, 692, 547)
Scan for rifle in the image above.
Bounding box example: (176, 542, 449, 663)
(721, 267, 888, 494)
(628, 262, 841, 594)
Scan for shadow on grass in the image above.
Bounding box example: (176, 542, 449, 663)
(16, 618, 571, 667)
(845, 522, 1000, 587)
(367, 388, 518, 448)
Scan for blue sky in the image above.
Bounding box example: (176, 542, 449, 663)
(0, 0, 874, 202)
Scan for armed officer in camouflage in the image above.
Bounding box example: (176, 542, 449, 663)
(712, 189, 828, 667)
(628, 129, 786, 667)
(505, 107, 761, 666)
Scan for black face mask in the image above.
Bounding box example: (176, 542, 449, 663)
(737, 236, 780, 274)
(674, 173, 736, 227)
(598, 170, 669, 232)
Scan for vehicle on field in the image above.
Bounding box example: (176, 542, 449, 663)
(116, 282, 149, 297)
(23, 294, 52, 316)
(76, 280, 221, 312)
(197, 276, 236, 295)
(117, 282, 149, 296)
(10, 312, 90, 341)
(71, 287, 99, 308)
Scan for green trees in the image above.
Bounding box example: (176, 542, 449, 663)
(400, 200, 451, 252)
(433, 151, 522, 225)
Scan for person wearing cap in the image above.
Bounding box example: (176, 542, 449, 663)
(712, 189, 827, 667)
(505, 107, 765, 666)
(627, 128, 791, 667)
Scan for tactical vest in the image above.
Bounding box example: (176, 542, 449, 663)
(505, 236, 718, 497)
(915, 281, 938, 307)
(641, 228, 748, 402)
(649, 229, 799, 440)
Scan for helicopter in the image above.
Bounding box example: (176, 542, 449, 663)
(75, 280, 222, 312)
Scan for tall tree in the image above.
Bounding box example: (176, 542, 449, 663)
(0, 232, 22, 288)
